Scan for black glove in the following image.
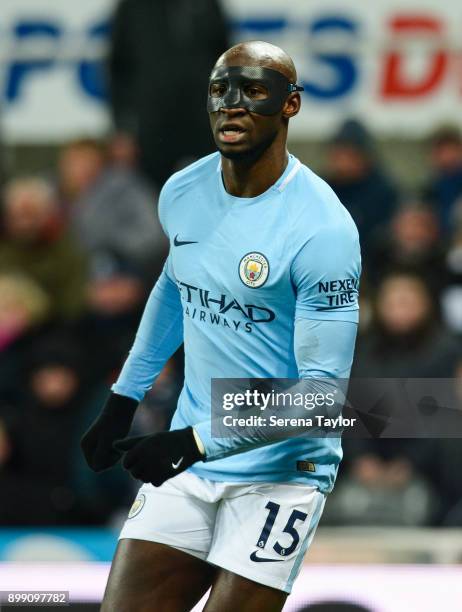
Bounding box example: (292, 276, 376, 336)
(81, 393, 138, 472)
(113, 427, 204, 487)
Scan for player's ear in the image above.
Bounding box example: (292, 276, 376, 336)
(282, 93, 301, 120)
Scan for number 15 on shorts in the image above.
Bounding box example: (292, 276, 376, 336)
(250, 501, 308, 563)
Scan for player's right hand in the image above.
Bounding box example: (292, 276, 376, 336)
(80, 393, 138, 472)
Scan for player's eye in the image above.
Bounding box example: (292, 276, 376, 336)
(244, 84, 268, 99)
(210, 83, 227, 97)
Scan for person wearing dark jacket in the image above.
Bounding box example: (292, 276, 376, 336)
(353, 271, 460, 378)
(424, 126, 462, 235)
(0, 333, 132, 525)
(338, 271, 462, 526)
(108, 0, 230, 189)
(366, 202, 448, 295)
(325, 119, 398, 257)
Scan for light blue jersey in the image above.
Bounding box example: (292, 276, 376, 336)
(113, 152, 361, 493)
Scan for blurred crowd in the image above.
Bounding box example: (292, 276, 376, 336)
(324, 120, 462, 528)
(0, 138, 174, 525)
(1, 0, 462, 529)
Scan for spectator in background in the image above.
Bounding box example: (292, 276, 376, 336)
(58, 139, 167, 281)
(432, 359, 462, 525)
(108, 131, 140, 170)
(325, 446, 437, 526)
(0, 332, 132, 525)
(0, 273, 50, 354)
(76, 251, 149, 385)
(0, 273, 51, 400)
(0, 177, 86, 320)
(330, 271, 461, 527)
(325, 119, 398, 256)
(0, 123, 5, 189)
(353, 271, 459, 378)
(108, 0, 230, 188)
(367, 202, 447, 294)
(441, 197, 462, 332)
(425, 126, 462, 235)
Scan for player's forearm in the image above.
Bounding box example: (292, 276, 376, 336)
(194, 319, 358, 461)
(112, 263, 183, 401)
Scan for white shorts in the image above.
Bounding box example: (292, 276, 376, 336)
(119, 471, 326, 593)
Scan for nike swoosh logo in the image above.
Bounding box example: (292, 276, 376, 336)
(174, 234, 198, 247)
(250, 551, 284, 563)
(171, 457, 184, 470)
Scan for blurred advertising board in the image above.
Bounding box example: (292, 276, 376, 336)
(0, 0, 113, 143)
(0, 528, 117, 562)
(0, 0, 462, 142)
(0, 563, 461, 610)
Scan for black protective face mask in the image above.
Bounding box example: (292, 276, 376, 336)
(207, 65, 304, 116)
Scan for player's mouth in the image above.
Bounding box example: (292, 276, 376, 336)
(218, 123, 247, 143)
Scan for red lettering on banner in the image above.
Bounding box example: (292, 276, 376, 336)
(381, 16, 447, 98)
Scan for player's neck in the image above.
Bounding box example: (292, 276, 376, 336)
(221, 146, 289, 198)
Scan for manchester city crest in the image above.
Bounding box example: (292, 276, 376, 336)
(239, 252, 269, 288)
(128, 493, 146, 519)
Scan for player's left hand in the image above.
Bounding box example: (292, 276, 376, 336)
(113, 426, 204, 486)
